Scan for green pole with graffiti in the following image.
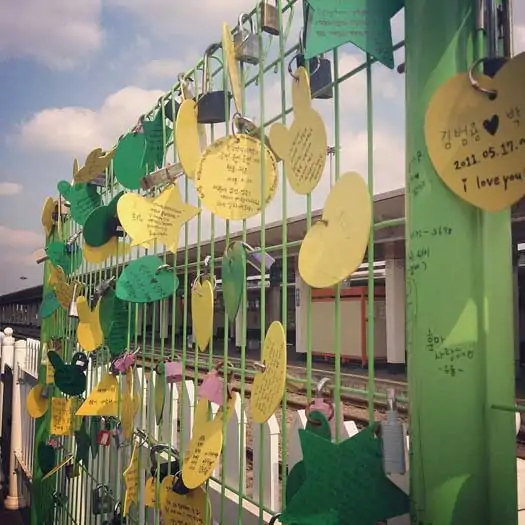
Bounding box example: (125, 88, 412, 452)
(405, 0, 517, 523)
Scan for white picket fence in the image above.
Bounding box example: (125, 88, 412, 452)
(1, 328, 525, 524)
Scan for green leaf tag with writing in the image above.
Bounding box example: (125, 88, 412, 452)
(222, 241, 246, 320)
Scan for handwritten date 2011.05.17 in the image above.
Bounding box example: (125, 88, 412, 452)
(453, 138, 525, 171)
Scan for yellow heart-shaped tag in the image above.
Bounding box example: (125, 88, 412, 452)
(425, 53, 525, 211)
(191, 279, 214, 351)
(269, 67, 327, 195)
(82, 237, 130, 264)
(76, 296, 103, 352)
(176, 99, 206, 179)
(26, 385, 49, 419)
(74, 147, 114, 184)
(298, 172, 371, 288)
(123, 443, 139, 516)
(181, 393, 237, 489)
(251, 321, 287, 423)
(117, 185, 200, 251)
(48, 266, 82, 309)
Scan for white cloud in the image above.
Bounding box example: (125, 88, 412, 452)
(0, 182, 23, 196)
(0, 225, 41, 249)
(0, 0, 103, 70)
(142, 59, 189, 80)
(17, 86, 165, 157)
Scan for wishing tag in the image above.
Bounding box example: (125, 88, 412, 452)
(182, 394, 237, 489)
(82, 237, 130, 264)
(74, 418, 91, 467)
(100, 289, 134, 356)
(123, 443, 139, 516)
(154, 366, 166, 426)
(73, 147, 115, 184)
(49, 266, 82, 310)
(83, 191, 124, 248)
(121, 368, 136, 440)
(26, 384, 49, 419)
(425, 53, 525, 211)
(221, 241, 246, 320)
(269, 67, 327, 195)
(176, 99, 206, 179)
(50, 398, 76, 436)
(117, 184, 200, 251)
(113, 132, 147, 190)
(116, 255, 179, 303)
(76, 373, 119, 416)
(144, 477, 157, 507)
(222, 22, 242, 114)
(251, 322, 287, 423)
(46, 241, 82, 276)
(191, 279, 214, 351)
(57, 180, 102, 226)
(143, 110, 172, 170)
(279, 426, 410, 525)
(42, 197, 57, 237)
(162, 481, 211, 525)
(48, 350, 87, 396)
(198, 369, 228, 406)
(39, 291, 60, 319)
(38, 441, 56, 476)
(304, 0, 400, 69)
(90, 417, 101, 458)
(299, 172, 371, 288)
(195, 134, 278, 220)
(76, 296, 104, 352)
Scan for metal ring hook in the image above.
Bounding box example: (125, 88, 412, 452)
(468, 58, 498, 98)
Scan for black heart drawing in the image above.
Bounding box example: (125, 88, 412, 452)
(483, 115, 499, 136)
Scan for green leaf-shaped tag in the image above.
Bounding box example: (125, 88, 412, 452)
(90, 416, 101, 459)
(57, 181, 102, 226)
(154, 365, 166, 426)
(74, 418, 90, 467)
(99, 288, 134, 356)
(116, 255, 179, 303)
(113, 132, 147, 190)
(39, 291, 60, 319)
(46, 241, 82, 275)
(143, 111, 172, 170)
(222, 241, 246, 320)
(38, 442, 56, 475)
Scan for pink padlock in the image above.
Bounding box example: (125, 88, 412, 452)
(307, 378, 345, 440)
(162, 360, 183, 384)
(111, 347, 140, 374)
(198, 362, 233, 406)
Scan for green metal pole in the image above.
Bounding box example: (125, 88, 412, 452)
(405, 0, 517, 523)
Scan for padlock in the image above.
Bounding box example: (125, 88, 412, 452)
(296, 54, 334, 100)
(97, 427, 111, 447)
(65, 462, 80, 479)
(197, 43, 230, 124)
(150, 444, 180, 483)
(198, 362, 232, 406)
(112, 423, 126, 449)
(171, 472, 190, 495)
(158, 360, 183, 384)
(92, 484, 113, 515)
(233, 13, 260, 65)
(260, 0, 279, 35)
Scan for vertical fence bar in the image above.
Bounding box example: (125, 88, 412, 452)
(405, 0, 516, 523)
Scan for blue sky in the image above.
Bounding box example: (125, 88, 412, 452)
(0, 0, 524, 295)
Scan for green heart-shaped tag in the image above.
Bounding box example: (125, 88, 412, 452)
(116, 255, 179, 303)
(38, 442, 56, 475)
(113, 132, 147, 190)
(48, 350, 87, 396)
(46, 241, 82, 275)
(99, 288, 134, 356)
(222, 242, 246, 320)
(83, 191, 124, 247)
(305, 410, 332, 441)
(39, 291, 60, 319)
(57, 181, 102, 226)
(90, 417, 101, 459)
(143, 111, 172, 170)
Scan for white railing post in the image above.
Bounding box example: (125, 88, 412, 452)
(0, 327, 15, 489)
(4, 337, 26, 509)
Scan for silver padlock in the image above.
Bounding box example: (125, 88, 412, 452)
(260, 0, 279, 35)
(92, 484, 113, 515)
(233, 13, 260, 65)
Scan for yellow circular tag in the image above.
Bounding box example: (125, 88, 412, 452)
(298, 172, 372, 288)
(161, 479, 211, 525)
(26, 385, 49, 418)
(222, 22, 242, 114)
(269, 67, 327, 195)
(191, 279, 214, 351)
(425, 52, 525, 212)
(251, 321, 287, 423)
(176, 99, 204, 179)
(195, 134, 278, 220)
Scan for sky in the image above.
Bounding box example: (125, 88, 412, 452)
(0, 0, 524, 296)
